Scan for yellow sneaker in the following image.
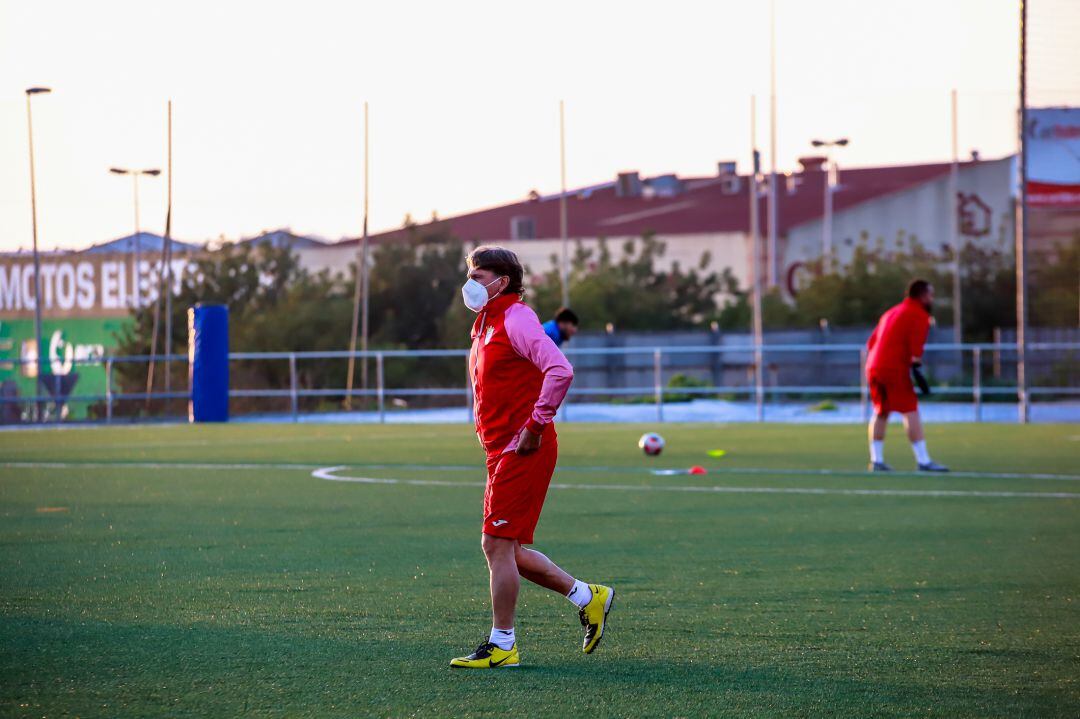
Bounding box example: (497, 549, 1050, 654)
(449, 641, 520, 669)
(579, 584, 615, 654)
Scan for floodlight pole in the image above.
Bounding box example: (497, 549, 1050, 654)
(25, 87, 51, 420)
(810, 138, 848, 264)
(750, 96, 765, 422)
(559, 100, 570, 308)
(1016, 0, 1030, 423)
(110, 167, 161, 309)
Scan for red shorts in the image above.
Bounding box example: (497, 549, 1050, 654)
(482, 432, 558, 545)
(868, 369, 918, 416)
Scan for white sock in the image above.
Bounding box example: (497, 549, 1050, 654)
(870, 440, 885, 464)
(911, 440, 931, 465)
(489, 626, 515, 650)
(566, 579, 592, 609)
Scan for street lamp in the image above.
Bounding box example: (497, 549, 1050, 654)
(109, 167, 161, 309)
(25, 86, 51, 418)
(810, 138, 849, 262)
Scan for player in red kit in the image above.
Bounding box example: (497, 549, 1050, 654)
(865, 279, 949, 473)
(449, 246, 614, 669)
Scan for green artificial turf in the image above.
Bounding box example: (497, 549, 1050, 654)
(1, 422, 1079, 717)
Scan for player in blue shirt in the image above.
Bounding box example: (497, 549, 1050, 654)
(541, 308, 579, 348)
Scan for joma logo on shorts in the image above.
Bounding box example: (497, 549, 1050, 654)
(492, 519, 509, 527)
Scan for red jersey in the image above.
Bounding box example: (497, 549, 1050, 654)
(469, 293, 574, 455)
(865, 297, 931, 374)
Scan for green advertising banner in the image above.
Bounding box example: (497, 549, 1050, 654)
(0, 317, 132, 419)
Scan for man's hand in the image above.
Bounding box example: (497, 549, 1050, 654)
(515, 426, 542, 456)
(911, 362, 931, 395)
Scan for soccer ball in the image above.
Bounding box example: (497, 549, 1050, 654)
(638, 432, 665, 456)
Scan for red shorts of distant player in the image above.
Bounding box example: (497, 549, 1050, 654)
(868, 369, 918, 415)
(482, 431, 558, 545)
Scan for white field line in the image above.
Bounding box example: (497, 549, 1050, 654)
(0, 461, 321, 471)
(2, 459, 1078, 499)
(3, 460, 1080, 483)
(13, 431, 454, 451)
(312, 466, 1080, 500)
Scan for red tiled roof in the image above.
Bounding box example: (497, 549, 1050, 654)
(344, 160, 982, 246)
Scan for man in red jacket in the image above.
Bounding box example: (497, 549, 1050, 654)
(865, 279, 948, 473)
(449, 246, 614, 669)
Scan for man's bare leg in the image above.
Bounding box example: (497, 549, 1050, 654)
(869, 413, 889, 468)
(902, 411, 924, 442)
(515, 544, 574, 594)
(481, 534, 519, 631)
(902, 410, 945, 469)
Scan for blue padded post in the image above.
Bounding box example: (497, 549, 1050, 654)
(188, 304, 229, 422)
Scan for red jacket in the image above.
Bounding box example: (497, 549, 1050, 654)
(866, 297, 931, 375)
(469, 293, 574, 455)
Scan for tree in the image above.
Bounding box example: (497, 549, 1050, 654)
(112, 241, 352, 413)
(530, 235, 726, 331)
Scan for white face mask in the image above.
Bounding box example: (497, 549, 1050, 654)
(461, 276, 503, 313)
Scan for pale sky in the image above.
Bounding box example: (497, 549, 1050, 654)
(1, 0, 1077, 252)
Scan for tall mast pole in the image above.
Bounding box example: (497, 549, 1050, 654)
(346, 102, 370, 409)
(164, 100, 174, 400)
(750, 96, 764, 422)
(1016, 1, 1029, 423)
(559, 100, 569, 308)
(950, 89, 962, 346)
(767, 0, 780, 288)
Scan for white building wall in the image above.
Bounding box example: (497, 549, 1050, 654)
(295, 232, 752, 288)
(783, 157, 1014, 292)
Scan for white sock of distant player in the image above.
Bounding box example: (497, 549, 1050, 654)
(870, 440, 885, 464)
(489, 626, 515, 650)
(566, 579, 592, 609)
(911, 440, 932, 465)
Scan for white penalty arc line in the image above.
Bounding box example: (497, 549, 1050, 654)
(311, 466, 1080, 500)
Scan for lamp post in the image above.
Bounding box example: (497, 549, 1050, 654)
(25, 87, 51, 414)
(810, 138, 849, 263)
(109, 167, 161, 309)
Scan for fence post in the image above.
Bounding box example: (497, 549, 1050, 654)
(288, 352, 298, 423)
(973, 346, 982, 423)
(992, 327, 1002, 379)
(653, 348, 664, 423)
(754, 344, 764, 422)
(376, 352, 385, 424)
(53, 373, 61, 423)
(465, 358, 473, 423)
(859, 347, 869, 424)
(105, 358, 114, 424)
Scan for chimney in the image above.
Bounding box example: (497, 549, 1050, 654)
(798, 156, 828, 173)
(717, 161, 737, 177)
(615, 171, 643, 198)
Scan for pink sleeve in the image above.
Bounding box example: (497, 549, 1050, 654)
(505, 303, 574, 432)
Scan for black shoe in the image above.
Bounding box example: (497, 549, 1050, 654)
(869, 461, 893, 472)
(918, 461, 949, 473)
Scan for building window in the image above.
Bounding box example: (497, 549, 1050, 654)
(511, 216, 536, 240)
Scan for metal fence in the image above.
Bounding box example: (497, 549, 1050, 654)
(2, 341, 1078, 426)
